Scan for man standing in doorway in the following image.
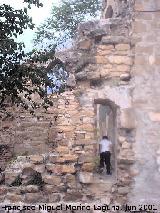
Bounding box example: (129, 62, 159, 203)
(99, 136, 112, 175)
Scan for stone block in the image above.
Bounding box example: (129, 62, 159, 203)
(56, 126, 75, 132)
(78, 155, 94, 164)
(78, 172, 93, 184)
(100, 196, 111, 205)
(45, 164, 55, 173)
(57, 117, 71, 126)
(48, 155, 58, 163)
(149, 112, 160, 122)
(97, 49, 112, 56)
(115, 44, 130, 51)
(64, 192, 83, 201)
(95, 56, 108, 64)
(60, 165, 76, 174)
(33, 165, 45, 173)
(66, 73, 76, 87)
(135, 1, 160, 12)
(118, 157, 135, 165)
(116, 65, 130, 72)
(48, 193, 61, 202)
(25, 192, 47, 203)
(75, 132, 85, 140)
(105, 64, 113, 69)
(120, 73, 131, 81)
(119, 149, 134, 157)
(84, 144, 95, 152)
(134, 1, 144, 11)
(82, 163, 95, 172)
(81, 110, 95, 117)
(29, 155, 44, 164)
(74, 139, 94, 146)
(43, 185, 60, 194)
(85, 132, 95, 139)
(46, 164, 76, 174)
(122, 142, 131, 149)
(135, 55, 147, 65)
(133, 22, 147, 33)
(56, 146, 69, 154)
(56, 155, 78, 163)
(78, 38, 92, 50)
(22, 185, 39, 193)
(6, 193, 24, 202)
(135, 13, 153, 20)
(43, 175, 61, 185)
(43, 185, 64, 193)
(7, 187, 21, 196)
(81, 123, 94, 131)
(65, 174, 76, 188)
(0, 186, 7, 195)
(102, 36, 130, 45)
(99, 68, 110, 77)
(87, 72, 101, 80)
(136, 45, 153, 54)
(108, 56, 133, 65)
(130, 168, 139, 177)
(118, 187, 130, 195)
(75, 71, 87, 80)
(47, 107, 57, 114)
(0, 195, 5, 202)
(120, 108, 136, 129)
(8, 185, 21, 192)
(47, 129, 56, 143)
(98, 44, 114, 50)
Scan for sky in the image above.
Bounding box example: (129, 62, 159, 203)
(1, 0, 60, 52)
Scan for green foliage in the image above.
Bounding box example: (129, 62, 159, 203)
(0, 0, 66, 113)
(34, 0, 101, 46)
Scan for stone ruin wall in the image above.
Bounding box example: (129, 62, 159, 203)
(129, 0, 160, 205)
(0, 0, 160, 210)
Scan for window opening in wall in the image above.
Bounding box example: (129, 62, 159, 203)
(94, 99, 117, 181)
(46, 65, 68, 95)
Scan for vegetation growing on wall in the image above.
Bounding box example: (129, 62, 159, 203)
(0, 0, 66, 113)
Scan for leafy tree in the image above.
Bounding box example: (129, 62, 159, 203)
(0, 0, 66, 113)
(34, 0, 101, 47)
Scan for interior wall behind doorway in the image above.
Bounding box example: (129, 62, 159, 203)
(96, 102, 117, 174)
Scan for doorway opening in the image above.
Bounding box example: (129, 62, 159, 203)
(94, 99, 118, 179)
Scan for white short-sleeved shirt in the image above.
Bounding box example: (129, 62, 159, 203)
(99, 139, 112, 153)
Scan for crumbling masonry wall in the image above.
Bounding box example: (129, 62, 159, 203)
(128, 0, 160, 205)
(0, 0, 160, 209)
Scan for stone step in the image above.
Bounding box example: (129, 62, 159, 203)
(88, 182, 113, 197)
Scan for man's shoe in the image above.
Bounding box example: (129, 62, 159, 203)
(106, 172, 112, 175)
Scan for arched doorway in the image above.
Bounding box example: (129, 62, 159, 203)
(94, 99, 118, 178)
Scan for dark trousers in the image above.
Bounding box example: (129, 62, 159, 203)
(100, 151, 111, 174)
